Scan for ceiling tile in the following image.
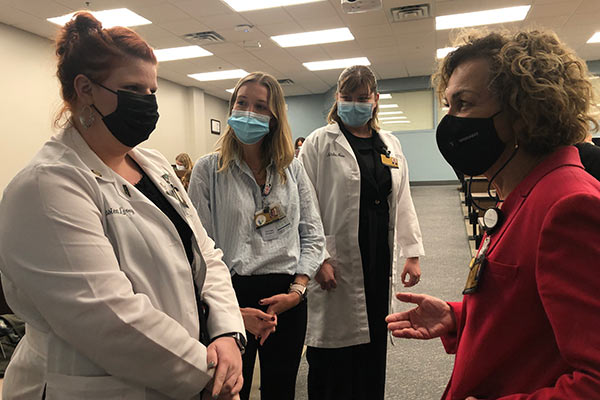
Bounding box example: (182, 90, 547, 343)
(241, 8, 295, 25)
(134, 3, 191, 23)
(159, 18, 212, 36)
(172, 0, 234, 18)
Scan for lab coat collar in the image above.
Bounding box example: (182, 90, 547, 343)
(326, 122, 356, 161)
(61, 126, 116, 182)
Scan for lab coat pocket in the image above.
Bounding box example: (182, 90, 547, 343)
(46, 373, 144, 400)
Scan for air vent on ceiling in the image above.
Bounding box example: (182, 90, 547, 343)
(277, 79, 295, 86)
(391, 4, 431, 22)
(182, 31, 225, 45)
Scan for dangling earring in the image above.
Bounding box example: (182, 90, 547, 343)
(79, 105, 95, 129)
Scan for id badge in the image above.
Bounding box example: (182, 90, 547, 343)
(381, 154, 399, 168)
(254, 204, 284, 228)
(463, 236, 490, 294)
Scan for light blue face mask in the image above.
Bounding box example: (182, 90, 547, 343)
(228, 109, 271, 144)
(337, 101, 374, 127)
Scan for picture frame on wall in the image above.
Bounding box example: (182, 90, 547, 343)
(210, 119, 221, 135)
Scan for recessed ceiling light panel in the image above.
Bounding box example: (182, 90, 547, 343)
(188, 69, 249, 81)
(587, 32, 600, 43)
(435, 5, 531, 30)
(303, 57, 370, 71)
(271, 28, 354, 47)
(379, 94, 392, 99)
(222, 0, 325, 12)
(47, 8, 151, 28)
(154, 46, 213, 62)
(379, 104, 399, 109)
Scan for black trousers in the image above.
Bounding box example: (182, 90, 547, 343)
(232, 274, 307, 400)
(308, 205, 391, 400)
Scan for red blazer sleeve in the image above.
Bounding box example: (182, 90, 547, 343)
(441, 301, 463, 354)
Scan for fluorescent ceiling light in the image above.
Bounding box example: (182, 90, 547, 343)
(379, 104, 399, 109)
(154, 46, 212, 62)
(437, 47, 457, 59)
(382, 120, 410, 124)
(379, 111, 404, 115)
(188, 69, 248, 81)
(380, 116, 408, 120)
(587, 32, 600, 43)
(379, 94, 392, 99)
(47, 8, 151, 28)
(271, 28, 354, 47)
(222, 0, 324, 12)
(303, 57, 370, 71)
(226, 88, 235, 93)
(436, 5, 531, 30)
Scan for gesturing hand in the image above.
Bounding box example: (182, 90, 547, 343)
(259, 292, 301, 316)
(206, 337, 243, 398)
(240, 307, 277, 345)
(385, 292, 456, 339)
(314, 260, 337, 290)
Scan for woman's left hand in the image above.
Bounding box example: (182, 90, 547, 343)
(401, 257, 421, 287)
(259, 292, 301, 316)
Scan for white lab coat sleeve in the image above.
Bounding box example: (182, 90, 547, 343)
(196, 226, 245, 339)
(298, 130, 332, 261)
(0, 165, 211, 398)
(394, 144, 425, 258)
(188, 155, 215, 239)
(293, 160, 326, 278)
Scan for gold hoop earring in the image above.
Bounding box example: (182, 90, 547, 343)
(79, 105, 95, 129)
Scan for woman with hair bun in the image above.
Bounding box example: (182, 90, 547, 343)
(0, 11, 244, 400)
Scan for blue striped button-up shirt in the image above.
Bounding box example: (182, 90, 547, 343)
(188, 153, 325, 278)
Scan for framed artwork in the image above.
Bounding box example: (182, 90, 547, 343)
(210, 119, 221, 135)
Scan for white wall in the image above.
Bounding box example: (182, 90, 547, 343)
(0, 22, 227, 193)
(0, 22, 60, 194)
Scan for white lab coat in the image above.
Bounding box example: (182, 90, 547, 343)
(298, 122, 424, 348)
(0, 127, 245, 399)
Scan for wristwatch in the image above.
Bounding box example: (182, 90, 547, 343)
(289, 282, 307, 300)
(212, 332, 246, 355)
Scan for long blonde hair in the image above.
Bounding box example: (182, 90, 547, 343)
(216, 72, 294, 183)
(327, 65, 380, 131)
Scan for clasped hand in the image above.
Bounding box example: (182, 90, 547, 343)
(204, 336, 243, 399)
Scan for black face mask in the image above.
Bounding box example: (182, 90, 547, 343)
(92, 82, 159, 148)
(436, 111, 504, 176)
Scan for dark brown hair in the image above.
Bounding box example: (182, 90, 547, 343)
(55, 11, 157, 126)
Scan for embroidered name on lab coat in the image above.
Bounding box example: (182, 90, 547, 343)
(105, 207, 135, 217)
(326, 152, 345, 157)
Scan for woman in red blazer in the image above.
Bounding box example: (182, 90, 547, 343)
(387, 30, 600, 399)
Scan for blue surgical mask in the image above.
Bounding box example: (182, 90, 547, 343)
(228, 109, 271, 145)
(337, 101, 374, 127)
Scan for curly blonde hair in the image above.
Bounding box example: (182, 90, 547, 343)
(433, 29, 597, 155)
(216, 72, 294, 183)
